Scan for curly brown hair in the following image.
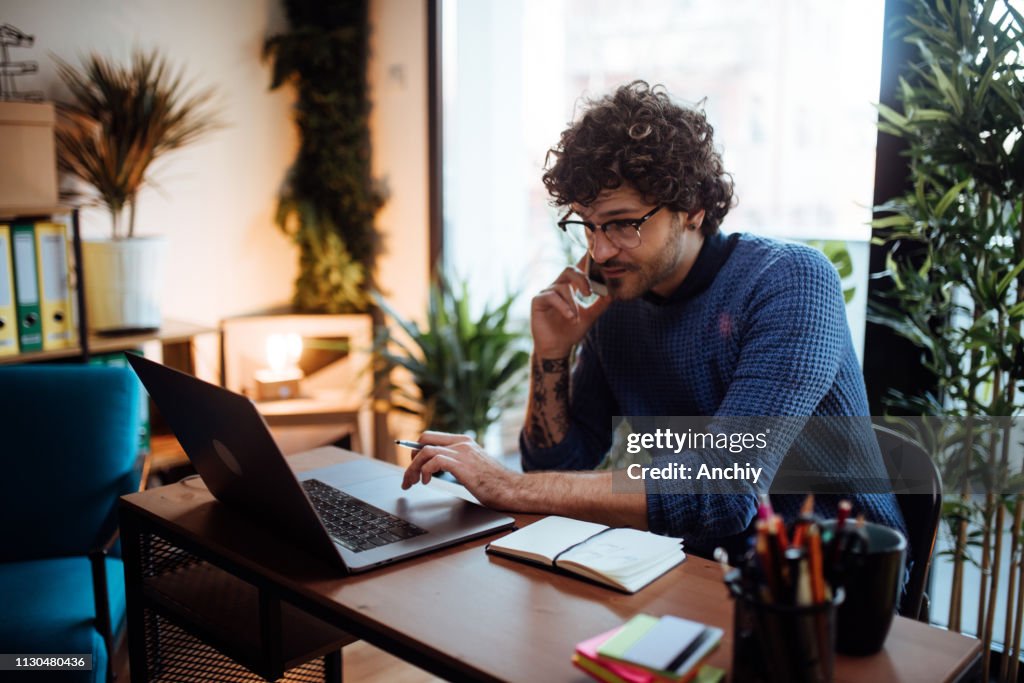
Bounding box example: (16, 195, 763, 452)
(542, 81, 735, 236)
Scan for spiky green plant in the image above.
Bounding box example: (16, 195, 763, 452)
(373, 275, 530, 446)
(53, 50, 220, 239)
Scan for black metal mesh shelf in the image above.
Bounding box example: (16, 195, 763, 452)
(135, 530, 350, 682)
(144, 610, 329, 683)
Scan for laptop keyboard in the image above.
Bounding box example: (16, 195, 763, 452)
(301, 478, 427, 553)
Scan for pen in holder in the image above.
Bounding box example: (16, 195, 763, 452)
(731, 584, 844, 683)
(722, 496, 842, 683)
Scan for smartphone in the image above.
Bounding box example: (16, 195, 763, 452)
(586, 254, 608, 297)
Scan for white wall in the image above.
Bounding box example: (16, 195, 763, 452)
(368, 0, 429, 323)
(367, 0, 431, 460)
(3, 0, 300, 334)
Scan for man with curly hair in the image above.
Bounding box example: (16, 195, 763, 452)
(402, 81, 905, 557)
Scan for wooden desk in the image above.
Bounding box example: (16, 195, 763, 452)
(120, 448, 982, 682)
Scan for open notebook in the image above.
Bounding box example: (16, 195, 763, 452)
(486, 516, 685, 593)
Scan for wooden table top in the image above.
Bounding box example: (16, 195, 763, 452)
(121, 447, 981, 683)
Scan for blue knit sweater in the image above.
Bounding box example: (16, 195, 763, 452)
(520, 232, 906, 556)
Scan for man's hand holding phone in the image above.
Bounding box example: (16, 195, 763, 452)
(530, 254, 612, 360)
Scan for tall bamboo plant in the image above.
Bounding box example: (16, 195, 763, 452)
(869, 0, 1023, 678)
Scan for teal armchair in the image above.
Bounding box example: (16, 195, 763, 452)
(0, 365, 142, 683)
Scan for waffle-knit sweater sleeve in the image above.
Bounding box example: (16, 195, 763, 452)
(644, 248, 848, 541)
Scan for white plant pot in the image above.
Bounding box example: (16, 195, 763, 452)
(81, 237, 166, 332)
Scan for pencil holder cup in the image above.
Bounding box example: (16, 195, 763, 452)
(730, 588, 843, 683)
(823, 520, 907, 656)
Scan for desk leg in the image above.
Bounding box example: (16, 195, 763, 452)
(119, 508, 149, 683)
(324, 648, 343, 683)
(259, 588, 284, 680)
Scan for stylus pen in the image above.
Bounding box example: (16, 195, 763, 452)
(394, 439, 428, 450)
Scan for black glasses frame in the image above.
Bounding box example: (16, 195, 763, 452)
(556, 205, 663, 251)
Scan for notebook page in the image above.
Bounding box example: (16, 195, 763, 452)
(558, 528, 684, 582)
(488, 516, 609, 563)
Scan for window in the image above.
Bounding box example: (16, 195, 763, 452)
(442, 0, 885, 341)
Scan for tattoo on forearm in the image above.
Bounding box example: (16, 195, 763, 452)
(526, 356, 571, 449)
(540, 358, 569, 374)
(528, 364, 550, 447)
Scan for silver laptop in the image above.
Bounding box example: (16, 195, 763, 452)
(126, 353, 515, 573)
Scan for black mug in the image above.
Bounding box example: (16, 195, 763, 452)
(823, 520, 907, 656)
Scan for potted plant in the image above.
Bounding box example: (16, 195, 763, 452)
(54, 49, 219, 331)
(373, 274, 531, 450)
(869, 0, 1023, 678)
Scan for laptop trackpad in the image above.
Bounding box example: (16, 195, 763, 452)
(299, 459, 400, 487)
(356, 477, 474, 529)
(308, 465, 476, 530)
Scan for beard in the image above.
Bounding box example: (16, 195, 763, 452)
(600, 223, 688, 301)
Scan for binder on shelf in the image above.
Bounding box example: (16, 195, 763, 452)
(10, 222, 42, 352)
(33, 221, 75, 350)
(0, 224, 19, 356)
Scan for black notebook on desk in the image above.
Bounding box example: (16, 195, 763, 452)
(485, 516, 685, 593)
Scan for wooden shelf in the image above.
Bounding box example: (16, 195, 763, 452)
(89, 319, 216, 352)
(148, 433, 190, 472)
(254, 388, 364, 425)
(0, 205, 74, 221)
(0, 318, 215, 365)
(146, 413, 360, 472)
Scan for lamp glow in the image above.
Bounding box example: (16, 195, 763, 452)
(255, 332, 304, 400)
(266, 333, 302, 374)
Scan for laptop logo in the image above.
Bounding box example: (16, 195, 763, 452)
(212, 439, 244, 476)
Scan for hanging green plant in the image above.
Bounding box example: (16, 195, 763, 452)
(264, 0, 386, 313)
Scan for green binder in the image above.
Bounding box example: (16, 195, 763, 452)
(10, 222, 42, 352)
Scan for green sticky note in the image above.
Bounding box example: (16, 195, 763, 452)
(596, 614, 659, 659)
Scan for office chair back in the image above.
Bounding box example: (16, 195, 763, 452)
(874, 424, 942, 621)
(0, 365, 141, 562)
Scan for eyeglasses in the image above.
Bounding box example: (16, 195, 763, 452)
(557, 205, 663, 253)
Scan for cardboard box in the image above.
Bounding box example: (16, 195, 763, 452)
(0, 101, 58, 211)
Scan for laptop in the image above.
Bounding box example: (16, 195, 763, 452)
(126, 353, 515, 573)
